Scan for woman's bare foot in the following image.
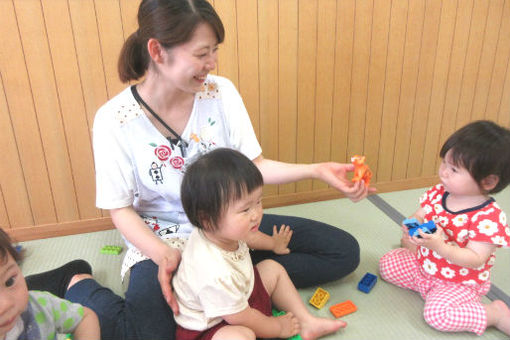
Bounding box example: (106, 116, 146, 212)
(486, 300, 510, 335)
(300, 316, 346, 340)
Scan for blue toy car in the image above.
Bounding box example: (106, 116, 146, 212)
(402, 218, 437, 238)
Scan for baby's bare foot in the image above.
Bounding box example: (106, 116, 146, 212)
(300, 316, 346, 340)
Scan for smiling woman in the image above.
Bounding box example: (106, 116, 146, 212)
(24, 0, 368, 339)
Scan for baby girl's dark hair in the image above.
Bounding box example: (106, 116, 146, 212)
(181, 148, 263, 231)
(440, 120, 510, 193)
(0, 228, 22, 264)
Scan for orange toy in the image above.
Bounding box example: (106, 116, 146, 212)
(329, 300, 357, 318)
(351, 155, 372, 187)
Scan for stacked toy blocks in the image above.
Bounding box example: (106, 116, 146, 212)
(309, 287, 330, 309)
(403, 218, 437, 238)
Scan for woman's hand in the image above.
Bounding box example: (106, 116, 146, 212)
(271, 224, 293, 255)
(157, 247, 182, 314)
(315, 162, 376, 202)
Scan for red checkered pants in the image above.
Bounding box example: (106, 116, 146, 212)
(379, 248, 489, 335)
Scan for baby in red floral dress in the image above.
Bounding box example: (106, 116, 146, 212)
(380, 120, 510, 336)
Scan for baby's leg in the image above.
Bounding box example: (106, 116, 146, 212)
(424, 284, 487, 335)
(212, 325, 255, 340)
(485, 300, 510, 336)
(379, 248, 420, 290)
(256, 260, 345, 340)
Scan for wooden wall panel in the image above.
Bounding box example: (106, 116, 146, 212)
(15, 0, 80, 222)
(2, 0, 510, 241)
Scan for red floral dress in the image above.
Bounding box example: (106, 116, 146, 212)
(417, 184, 510, 286)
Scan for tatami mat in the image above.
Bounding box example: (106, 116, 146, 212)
(18, 187, 509, 339)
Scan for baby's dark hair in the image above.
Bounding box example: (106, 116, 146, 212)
(181, 148, 263, 231)
(0, 228, 22, 264)
(440, 120, 510, 193)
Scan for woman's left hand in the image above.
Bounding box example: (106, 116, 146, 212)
(315, 162, 376, 202)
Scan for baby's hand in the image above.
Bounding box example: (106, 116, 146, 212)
(272, 224, 293, 255)
(410, 225, 444, 252)
(276, 312, 300, 338)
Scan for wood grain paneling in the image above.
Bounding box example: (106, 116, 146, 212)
(2, 0, 509, 241)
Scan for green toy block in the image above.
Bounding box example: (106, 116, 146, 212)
(100, 245, 123, 255)
(271, 309, 303, 340)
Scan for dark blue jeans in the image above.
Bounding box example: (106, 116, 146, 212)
(66, 213, 359, 340)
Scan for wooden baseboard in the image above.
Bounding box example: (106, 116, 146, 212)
(5, 176, 439, 241)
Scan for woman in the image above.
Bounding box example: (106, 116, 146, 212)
(27, 0, 373, 339)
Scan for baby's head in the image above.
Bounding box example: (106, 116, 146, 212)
(0, 229, 29, 336)
(181, 148, 263, 231)
(440, 120, 510, 194)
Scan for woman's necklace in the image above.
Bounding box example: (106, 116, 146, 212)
(131, 85, 189, 157)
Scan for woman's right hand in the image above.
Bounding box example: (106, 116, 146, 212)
(157, 247, 182, 314)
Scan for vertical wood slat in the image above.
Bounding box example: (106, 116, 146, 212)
(15, 0, 79, 223)
(278, 0, 298, 194)
(392, 0, 425, 181)
(347, 0, 372, 161)
(258, 0, 279, 196)
(214, 0, 239, 89)
(364, 0, 392, 183)
(94, 0, 126, 98)
(236, 0, 260, 138)
(0, 188, 9, 229)
(296, 0, 318, 192)
(377, 0, 409, 182)
(313, 0, 337, 190)
(0, 0, 56, 226)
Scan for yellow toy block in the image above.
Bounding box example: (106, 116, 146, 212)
(309, 287, 330, 309)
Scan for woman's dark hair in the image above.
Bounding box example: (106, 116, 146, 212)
(440, 120, 510, 193)
(0, 228, 22, 264)
(118, 0, 225, 82)
(181, 148, 263, 231)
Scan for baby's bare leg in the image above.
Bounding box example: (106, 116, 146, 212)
(485, 300, 510, 336)
(212, 325, 255, 340)
(256, 260, 346, 340)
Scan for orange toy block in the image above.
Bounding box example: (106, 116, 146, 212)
(329, 300, 357, 318)
(309, 287, 330, 309)
(351, 155, 372, 187)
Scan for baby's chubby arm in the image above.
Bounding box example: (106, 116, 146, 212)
(245, 225, 293, 255)
(222, 306, 300, 339)
(412, 227, 497, 268)
(72, 306, 100, 340)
